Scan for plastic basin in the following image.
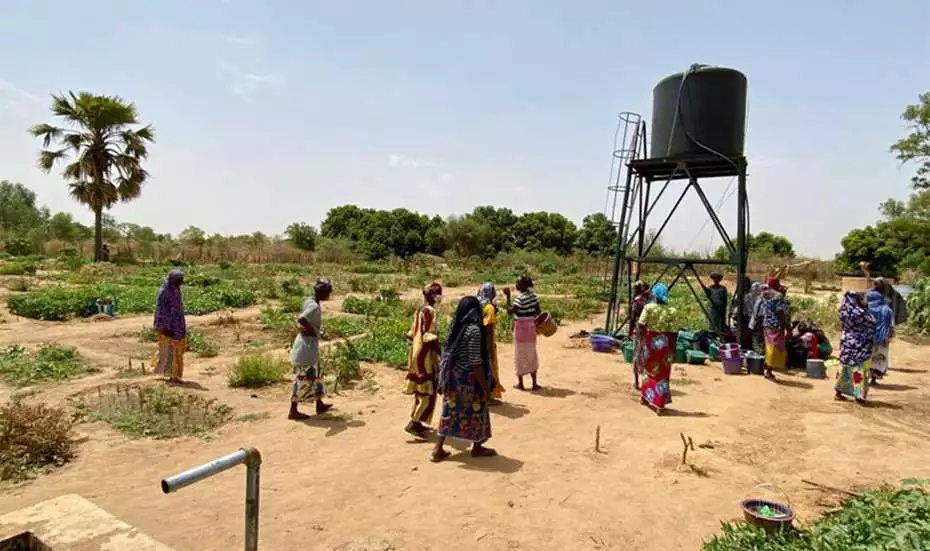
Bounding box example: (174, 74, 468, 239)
(741, 498, 794, 534)
(590, 335, 616, 353)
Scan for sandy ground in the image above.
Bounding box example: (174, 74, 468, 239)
(1, 295, 930, 551)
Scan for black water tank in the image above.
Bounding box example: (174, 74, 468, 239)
(650, 66, 747, 159)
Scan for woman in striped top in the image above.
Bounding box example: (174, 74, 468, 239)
(432, 296, 497, 462)
(505, 274, 541, 391)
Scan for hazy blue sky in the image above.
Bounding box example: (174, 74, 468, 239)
(1, 0, 927, 257)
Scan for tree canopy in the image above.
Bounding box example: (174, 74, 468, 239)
(890, 92, 930, 190)
(30, 91, 155, 261)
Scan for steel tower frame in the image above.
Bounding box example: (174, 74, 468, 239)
(604, 148, 749, 345)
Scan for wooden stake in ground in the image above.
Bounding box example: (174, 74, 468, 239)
(595, 425, 602, 453)
(680, 433, 695, 465)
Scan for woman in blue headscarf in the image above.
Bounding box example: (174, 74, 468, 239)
(866, 289, 894, 384)
(432, 296, 497, 462)
(835, 292, 876, 403)
(636, 283, 678, 414)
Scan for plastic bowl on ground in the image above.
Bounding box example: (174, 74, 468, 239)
(590, 334, 616, 353)
(740, 498, 795, 534)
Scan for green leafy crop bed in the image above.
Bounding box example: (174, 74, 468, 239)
(704, 482, 930, 550)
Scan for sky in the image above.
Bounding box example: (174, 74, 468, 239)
(0, 0, 927, 258)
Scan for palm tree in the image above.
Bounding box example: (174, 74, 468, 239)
(30, 91, 155, 262)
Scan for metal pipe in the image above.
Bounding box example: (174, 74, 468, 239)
(161, 447, 262, 551)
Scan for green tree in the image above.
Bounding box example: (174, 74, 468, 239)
(443, 215, 495, 258)
(47, 212, 80, 243)
(576, 213, 617, 256)
(285, 222, 318, 251)
(0, 181, 48, 233)
(512, 212, 578, 254)
(714, 231, 795, 261)
(30, 91, 155, 261)
(890, 92, 930, 190)
(180, 225, 207, 258)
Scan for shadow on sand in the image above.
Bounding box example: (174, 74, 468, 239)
(873, 383, 917, 392)
(492, 402, 530, 419)
(299, 415, 367, 437)
(773, 377, 815, 390)
(532, 386, 576, 399)
(447, 452, 524, 474)
(661, 408, 712, 418)
(167, 380, 208, 391)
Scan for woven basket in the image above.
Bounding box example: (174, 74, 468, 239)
(535, 312, 558, 337)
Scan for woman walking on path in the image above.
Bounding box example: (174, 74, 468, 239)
(835, 292, 876, 404)
(404, 283, 443, 438)
(505, 275, 541, 391)
(867, 289, 894, 385)
(152, 269, 187, 383)
(477, 282, 504, 405)
(636, 283, 678, 415)
(432, 296, 497, 463)
(288, 278, 334, 420)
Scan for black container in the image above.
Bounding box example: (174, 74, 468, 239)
(650, 66, 747, 159)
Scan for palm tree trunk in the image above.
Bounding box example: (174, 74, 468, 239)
(93, 207, 103, 262)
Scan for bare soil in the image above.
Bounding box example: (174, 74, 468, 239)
(1, 296, 929, 551)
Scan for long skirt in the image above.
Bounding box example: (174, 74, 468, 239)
(292, 364, 324, 403)
(639, 330, 675, 411)
(152, 333, 186, 380)
(764, 328, 787, 369)
(836, 361, 870, 400)
(489, 340, 504, 399)
(513, 318, 539, 376)
(871, 343, 890, 380)
(437, 368, 492, 443)
(408, 372, 437, 424)
(631, 331, 644, 380)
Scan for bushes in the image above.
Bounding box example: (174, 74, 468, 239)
(905, 277, 930, 336)
(7, 284, 255, 320)
(0, 400, 76, 481)
(75, 384, 232, 439)
(703, 482, 930, 550)
(0, 344, 96, 386)
(0, 261, 37, 276)
(321, 341, 362, 390)
(228, 354, 289, 388)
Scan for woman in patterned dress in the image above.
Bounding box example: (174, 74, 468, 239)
(835, 292, 876, 404)
(477, 282, 504, 405)
(404, 282, 443, 439)
(866, 289, 894, 385)
(761, 278, 789, 380)
(637, 283, 679, 415)
(431, 296, 497, 463)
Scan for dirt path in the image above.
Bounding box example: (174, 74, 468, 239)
(2, 311, 930, 550)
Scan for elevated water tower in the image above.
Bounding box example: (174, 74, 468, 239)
(604, 64, 750, 343)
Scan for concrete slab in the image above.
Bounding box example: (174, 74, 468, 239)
(0, 494, 173, 551)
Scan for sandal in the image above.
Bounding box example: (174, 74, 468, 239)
(430, 449, 451, 463)
(471, 446, 498, 458)
(405, 425, 429, 440)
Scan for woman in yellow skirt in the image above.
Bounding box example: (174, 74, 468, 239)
(151, 270, 187, 383)
(478, 282, 504, 405)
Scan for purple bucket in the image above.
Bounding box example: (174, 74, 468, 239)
(590, 335, 616, 353)
(719, 342, 740, 359)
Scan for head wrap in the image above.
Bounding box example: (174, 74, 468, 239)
(423, 282, 442, 299)
(651, 283, 669, 304)
(314, 277, 333, 294)
(477, 282, 496, 307)
(517, 274, 534, 290)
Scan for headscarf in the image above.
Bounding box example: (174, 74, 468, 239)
(651, 283, 669, 305)
(477, 282, 497, 308)
(154, 270, 186, 339)
(866, 290, 893, 344)
(437, 296, 493, 395)
(423, 282, 442, 301)
(314, 277, 333, 295)
(838, 292, 875, 366)
(516, 274, 534, 291)
(710, 271, 723, 281)
(766, 277, 783, 292)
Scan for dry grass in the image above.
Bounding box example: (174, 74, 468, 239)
(0, 400, 76, 481)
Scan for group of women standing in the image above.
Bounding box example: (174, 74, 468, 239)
(403, 275, 543, 461)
